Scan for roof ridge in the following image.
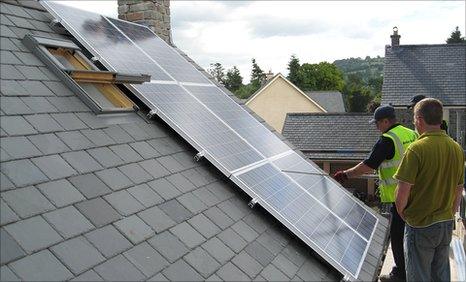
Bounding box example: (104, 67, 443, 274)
(286, 112, 372, 117)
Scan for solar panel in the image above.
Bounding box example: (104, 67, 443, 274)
(41, 2, 381, 280)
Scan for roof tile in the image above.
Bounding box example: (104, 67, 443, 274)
(31, 154, 77, 180)
(69, 173, 111, 199)
(139, 158, 170, 179)
(148, 178, 181, 200)
(43, 81, 75, 96)
(170, 222, 205, 249)
(244, 241, 274, 267)
(0, 159, 47, 187)
(118, 163, 152, 184)
(109, 144, 143, 163)
(51, 113, 88, 131)
(94, 255, 145, 281)
(43, 206, 94, 239)
(166, 173, 196, 193)
(56, 131, 94, 150)
(81, 129, 115, 147)
(127, 183, 163, 208)
(159, 199, 193, 224)
(232, 220, 259, 243)
(75, 197, 121, 227)
(138, 205, 176, 233)
(0, 265, 21, 281)
(104, 190, 145, 216)
(25, 114, 65, 133)
(231, 250, 263, 278)
(0, 136, 41, 159)
(0, 228, 26, 264)
(202, 237, 235, 264)
(157, 155, 185, 173)
(272, 253, 300, 278)
(216, 262, 250, 281)
(86, 147, 124, 168)
(61, 150, 103, 174)
(19, 80, 54, 96)
(0, 115, 37, 136)
(28, 133, 70, 155)
(162, 259, 203, 281)
(2, 186, 54, 218)
(177, 192, 208, 214)
(0, 198, 19, 225)
(129, 141, 161, 159)
(103, 124, 135, 143)
(15, 65, 49, 80)
(1, 79, 28, 96)
(95, 168, 133, 191)
(119, 123, 151, 141)
(0, 50, 21, 64)
(203, 206, 234, 230)
(21, 96, 58, 113)
(113, 215, 154, 244)
(123, 242, 168, 277)
(84, 224, 132, 258)
(148, 230, 188, 263)
(70, 269, 103, 282)
(184, 247, 220, 278)
(0, 65, 25, 79)
(217, 228, 248, 253)
(260, 264, 289, 281)
(37, 179, 85, 207)
(187, 213, 221, 239)
(0, 37, 19, 51)
(13, 51, 45, 66)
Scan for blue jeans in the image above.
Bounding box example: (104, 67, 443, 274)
(404, 221, 453, 282)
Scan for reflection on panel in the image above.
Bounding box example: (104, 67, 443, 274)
(133, 83, 263, 172)
(185, 85, 290, 158)
(108, 18, 211, 84)
(273, 151, 322, 174)
(44, 1, 171, 81)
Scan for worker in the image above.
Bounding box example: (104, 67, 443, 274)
(408, 95, 448, 133)
(333, 105, 417, 282)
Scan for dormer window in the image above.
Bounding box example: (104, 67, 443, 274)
(22, 35, 150, 113)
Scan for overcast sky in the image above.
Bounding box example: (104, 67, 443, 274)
(59, 1, 464, 83)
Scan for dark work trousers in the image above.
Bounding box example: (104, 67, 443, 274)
(390, 204, 406, 277)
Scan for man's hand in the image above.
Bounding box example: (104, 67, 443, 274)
(333, 171, 348, 184)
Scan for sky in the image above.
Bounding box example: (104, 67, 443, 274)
(59, 1, 465, 83)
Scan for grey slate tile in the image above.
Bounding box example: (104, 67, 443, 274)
(129, 141, 160, 159)
(2, 186, 54, 218)
(204, 206, 234, 230)
(0, 80, 28, 96)
(1, 3, 30, 17)
(21, 97, 58, 113)
(95, 168, 133, 191)
(245, 241, 275, 267)
(5, 15, 35, 29)
(9, 250, 73, 281)
(104, 190, 144, 216)
(0, 65, 24, 79)
(166, 173, 196, 193)
(0, 136, 41, 159)
(170, 222, 205, 249)
(0, 198, 19, 225)
(280, 242, 306, 268)
(4, 216, 62, 253)
(232, 220, 259, 243)
(25, 114, 64, 133)
(44, 206, 94, 239)
(109, 144, 143, 163)
(172, 151, 198, 170)
(256, 231, 286, 256)
(296, 259, 329, 281)
(231, 251, 263, 278)
(218, 228, 248, 253)
(28, 133, 70, 154)
(147, 137, 182, 156)
(260, 264, 289, 281)
(0, 25, 17, 38)
(19, 80, 54, 96)
(31, 154, 77, 180)
(51, 236, 105, 275)
(81, 129, 115, 147)
(0, 228, 26, 264)
(216, 262, 250, 281)
(0, 159, 48, 187)
(182, 168, 212, 188)
(123, 242, 168, 277)
(139, 159, 170, 179)
(178, 192, 208, 214)
(118, 163, 153, 184)
(128, 183, 163, 208)
(0, 50, 21, 64)
(206, 181, 235, 202)
(9, 26, 31, 39)
(147, 273, 168, 281)
(71, 270, 103, 282)
(202, 237, 235, 265)
(75, 197, 121, 227)
(38, 66, 60, 81)
(114, 215, 154, 244)
(0, 116, 37, 136)
(87, 147, 124, 168)
(51, 113, 88, 131)
(94, 255, 145, 281)
(157, 155, 184, 173)
(272, 253, 300, 278)
(43, 81, 75, 96)
(159, 199, 192, 224)
(0, 265, 20, 281)
(85, 225, 132, 258)
(37, 179, 85, 207)
(56, 131, 94, 150)
(138, 205, 175, 233)
(162, 259, 203, 281)
(48, 97, 90, 113)
(8, 38, 29, 52)
(0, 148, 11, 163)
(147, 231, 188, 263)
(119, 123, 150, 141)
(184, 247, 220, 278)
(244, 213, 269, 234)
(61, 151, 103, 174)
(218, 198, 248, 221)
(188, 214, 221, 239)
(0, 96, 31, 115)
(103, 125, 134, 143)
(192, 187, 221, 207)
(13, 51, 44, 66)
(15, 65, 49, 80)
(0, 37, 19, 51)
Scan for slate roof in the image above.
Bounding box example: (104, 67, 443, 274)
(282, 113, 380, 160)
(303, 91, 346, 113)
(0, 1, 388, 281)
(382, 43, 466, 107)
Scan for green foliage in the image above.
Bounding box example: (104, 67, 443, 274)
(208, 62, 225, 83)
(287, 55, 301, 86)
(235, 84, 258, 99)
(297, 62, 344, 92)
(250, 58, 266, 89)
(343, 73, 373, 112)
(446, 26, 465, 43)
(224, 66, 243, 92)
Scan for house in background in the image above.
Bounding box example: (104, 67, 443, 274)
(245, 73, 344, 133)
(382, 28, 466, 149)
(282, 113, 380, 200)
(304, 91, 346, 113)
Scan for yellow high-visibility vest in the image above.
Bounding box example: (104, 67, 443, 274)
(378, 125, 418, 203)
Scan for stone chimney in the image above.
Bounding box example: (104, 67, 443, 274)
(265, 70, 274, 81)
(118, 0, 172, 44)
(390, 26, 400, 47)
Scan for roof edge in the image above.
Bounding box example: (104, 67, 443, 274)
(286, 112, 373, 117)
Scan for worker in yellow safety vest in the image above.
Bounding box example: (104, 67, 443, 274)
(333, 105, 417, 282)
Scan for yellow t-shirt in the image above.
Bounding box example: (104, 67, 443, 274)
(394, 130, 464, 227)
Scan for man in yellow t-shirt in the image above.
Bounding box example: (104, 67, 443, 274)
(394, 98, 464, 282)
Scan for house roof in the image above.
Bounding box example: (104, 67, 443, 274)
(282, 113, 380, 160)
(382, 43, 466, 107)
(0, 2, 387, 281)
(303, 91, 346, 112)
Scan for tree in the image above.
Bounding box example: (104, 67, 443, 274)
(208, 62, 225, 83)
(446, 26, 465, 43)
(250, 58, 266, 90)
(343, 73, 373, 112)
(224, 66, 243, 92)
(297, 62, 344, 92)
(287, 55, 301, 86)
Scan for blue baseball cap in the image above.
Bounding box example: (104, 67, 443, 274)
(370, 105, 396, 124)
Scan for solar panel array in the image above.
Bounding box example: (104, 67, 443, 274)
(42, 1, 379, 279)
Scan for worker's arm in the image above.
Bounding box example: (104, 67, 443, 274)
(395, 181, 412, 220)
(452, 185, 464, 215)
(345, 162, 374, 178)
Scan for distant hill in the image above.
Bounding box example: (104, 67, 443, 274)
(333, 56, 384, 83)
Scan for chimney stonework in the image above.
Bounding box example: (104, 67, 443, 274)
(118, 0, 172, 44)
(390, 26, 400, 47)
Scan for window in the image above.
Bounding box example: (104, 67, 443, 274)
(22, 34, 150, 113)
